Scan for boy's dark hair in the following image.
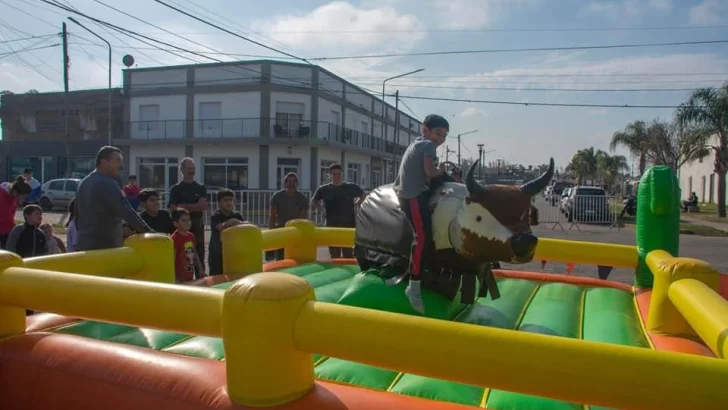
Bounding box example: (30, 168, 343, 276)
(138, 188, 159, 203)
(10, 176, 31, 195)
(216, 188, 235, 201)
(328, 163, 343, 172)
(423, 115, 449, 131)
(171, 208, 190, 222)
(96, 145, 122, 166)
(22, 204, 42, 219)
(128, 175, 137, 180)
(23, 168, 33, 174)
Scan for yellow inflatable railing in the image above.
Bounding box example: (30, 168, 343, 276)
(0, 220, 727, 410)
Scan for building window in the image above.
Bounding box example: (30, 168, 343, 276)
(274, 101, 304, 137)
(138, 104, 160, 130)
(198, 101, 222, 138)
(59, 157, 95, 179)
(8, 156, 53, 183)
(203, 157, 248, 190)
(347, 163, 360, 184)
(138, 157, 179, 191)
(320, 159, 337, 185)
(277, 157, 300, 190)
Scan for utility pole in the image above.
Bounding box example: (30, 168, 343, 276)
(477, 144, 484, 180)
(392, 90, 400, 181)
(457, 134, 461, 166)
(62, 22, 70, 177)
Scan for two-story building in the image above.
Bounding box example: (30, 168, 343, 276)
(678, 134, 720, 204)
(119, 60, 420, 192)
(0, 88, 124, 182)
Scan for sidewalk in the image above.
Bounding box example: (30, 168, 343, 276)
(680, 214, 728, 232)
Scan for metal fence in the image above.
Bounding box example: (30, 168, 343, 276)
(534, 193, 624, 231)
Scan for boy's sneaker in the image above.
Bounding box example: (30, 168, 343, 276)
(406, 279, 425, 314)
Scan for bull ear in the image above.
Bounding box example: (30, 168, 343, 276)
(521, 158, 555, 196)
(466, 159, 488, 196)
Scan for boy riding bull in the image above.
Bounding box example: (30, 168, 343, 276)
(392, 114, 449, 313)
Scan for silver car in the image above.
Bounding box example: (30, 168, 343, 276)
(39, 178, 80, 211)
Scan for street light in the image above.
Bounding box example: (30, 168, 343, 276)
(68, 17, 112, 146)
(456, 129, 479, 167)
(381, 68, 424, 182)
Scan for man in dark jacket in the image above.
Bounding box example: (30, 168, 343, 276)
(6, 204, 47, 258)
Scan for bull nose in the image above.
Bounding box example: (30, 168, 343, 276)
(510, 233, 538, 257)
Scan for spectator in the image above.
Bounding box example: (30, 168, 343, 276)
(171, 208, 205, 283)
(123, 175, 141, 211)
(138, 189, 174, 234)
(65, 198, 79, 252)
(76, 146, 153, 251)
(0, 176, 31, 248)
(682, 192, 698, 212)
(267, 172, 308, 261)
(209, 189, 245, 275)
(168, 158, 207, 264)
(23, 168, 42, 204)
(6, 204, 47, 258)
(312, 163, 365, 259)
(40, 223, 65, 254)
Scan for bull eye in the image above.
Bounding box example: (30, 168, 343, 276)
(476, 216, 482, 222)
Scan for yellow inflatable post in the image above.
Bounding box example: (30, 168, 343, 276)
(222, 224, 264, 275)
(284, 219, 317, 263)
(124, 233, 175, 283)
(0, 251, 25, 338)
(646, 250, 720, 337)
(669, 279, 728, 358)
(222, 272, 315, 407)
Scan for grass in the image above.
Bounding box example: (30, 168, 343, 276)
(614, 215, 728, 236)
(683, 203, 728, 224)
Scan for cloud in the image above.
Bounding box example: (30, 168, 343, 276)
(689, 0, 728, 25)
(250, 2, 424, 52)
(582, 0, 672, 21)
(435, 0, 543, 29)
(461, 106, 488, 118)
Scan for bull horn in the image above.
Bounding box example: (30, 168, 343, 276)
(465, 159, 488, 196)
(521, 158, 555, 196)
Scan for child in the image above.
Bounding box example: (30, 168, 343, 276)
(208, 189, 245, 275)
(392, 114, 449, 314)
(171, 209, 205, 283)
(40, 223, 66, 254)
(0, 176, 32, 248)
(6, 204, 47, 258)
(66, 198, 79, 252)
(138, 188, 174, 234)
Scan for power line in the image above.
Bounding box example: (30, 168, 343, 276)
(342, 72, 728, 79)
(152, 0, 311, 65)
(353, 84, 708, 93)
(0, 42, 59, 58)
(397, 95, 692, 109)
(309, 39, 728, 61)
(0, 33, 57, 44)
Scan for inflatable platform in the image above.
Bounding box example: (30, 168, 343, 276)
(2, 165, 728, 410)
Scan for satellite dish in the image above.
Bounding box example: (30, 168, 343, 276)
(122, 54, 135, 67)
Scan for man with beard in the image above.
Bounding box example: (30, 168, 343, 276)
(168, 157, 208, 265)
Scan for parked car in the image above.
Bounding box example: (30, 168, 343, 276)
(549, 181, 573, 206)
(559, 187, 572, 214)
(38, 178, 80, 211)
(564, 186, 611, 223)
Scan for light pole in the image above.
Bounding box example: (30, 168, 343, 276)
(456, 129, 478, 167)
(382, 68, 424, 182)
(68, 17, 112, 146)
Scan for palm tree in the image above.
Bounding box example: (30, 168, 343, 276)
(597, 152, 629, 189)
(645, 119, 710, 173)
(676, 82, 728, 217)
(610, 120, 650, 176)
(568, 147, 602, 184)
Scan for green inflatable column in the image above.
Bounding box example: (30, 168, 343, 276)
(635, 165, 681, 288)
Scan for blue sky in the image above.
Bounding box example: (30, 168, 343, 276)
(1, 0, 727, 169)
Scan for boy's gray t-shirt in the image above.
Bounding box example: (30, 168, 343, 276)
(270, 190, 309, 228)
(393, 136, 438, 199)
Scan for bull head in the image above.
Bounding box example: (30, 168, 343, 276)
(457, 158, 555, 264)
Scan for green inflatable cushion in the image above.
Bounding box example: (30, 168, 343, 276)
(337, 270, 465, 320)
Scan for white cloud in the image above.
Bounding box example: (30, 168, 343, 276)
(461, 106, 488, 118)
(250, 2, 424, 52)
(435, 0, 543, 29)
(582, 0, 672, 21)
(689, 0, 728, 25)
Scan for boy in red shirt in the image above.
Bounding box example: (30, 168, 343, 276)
(171, 209, 204, 283)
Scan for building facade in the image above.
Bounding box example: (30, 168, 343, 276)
(678, 135, 719, 204)
(119, 60, 420, 192)
(0, 88, 124, 182)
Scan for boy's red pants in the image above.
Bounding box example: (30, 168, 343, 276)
(398, 191, 434, 278)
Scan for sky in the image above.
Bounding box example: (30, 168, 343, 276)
(0, 0, 727, 169)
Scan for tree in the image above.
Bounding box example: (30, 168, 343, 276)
(568, 147, 602, 184)
(25, 89, 39, 94)
(597, 152, 629, 188)
(644, 119, 710, 173)
(676, 82, 728, 217)
(610, 120, 650, 176)
(0, 90, 13, 96)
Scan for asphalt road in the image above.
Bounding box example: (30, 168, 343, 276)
(28, 208, 728, 285)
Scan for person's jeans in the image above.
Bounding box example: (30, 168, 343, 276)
(191, 222, 205, 277)
(329, 246, 354, 259)
(265, 248, 285, 261)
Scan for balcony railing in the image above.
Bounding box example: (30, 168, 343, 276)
(125, 118, 410, 153)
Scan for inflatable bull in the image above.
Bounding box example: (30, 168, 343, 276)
(354, 158, 554, 304)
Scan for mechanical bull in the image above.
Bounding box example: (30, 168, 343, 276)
(354, 158, 554, 305)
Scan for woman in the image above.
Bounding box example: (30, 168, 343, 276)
(65, 198, 79, 252)
(0, 176, 32, 248)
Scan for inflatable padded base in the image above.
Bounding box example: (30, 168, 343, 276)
(337, 270, 466, 320)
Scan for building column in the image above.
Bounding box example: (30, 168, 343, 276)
(122, 69, 131, 141)
(311, 68, 319, 139)
(261, 63, 272, 138)
(260, 145, 269, 189)
(186, 67, 195, 141)
(340, 150, 346, 180)
(310, 146, 318, 189)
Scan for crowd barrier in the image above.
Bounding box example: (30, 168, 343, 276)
(1, 222, 728, 409)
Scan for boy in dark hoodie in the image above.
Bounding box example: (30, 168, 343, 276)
(6, 204, 47, 258)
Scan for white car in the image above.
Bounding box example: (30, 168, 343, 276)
(38, 178, 80, 211)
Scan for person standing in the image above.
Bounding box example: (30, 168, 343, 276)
(0, 176, 31, 248)
(138, 189, 174, 234)
(267, 172, 308, 261)
(76, 146, 153, 251)
(123, 175, 141, 211)
(167, 158, 208, 263)
(22, 168, 41, 205)
(312, 163, 365, 259)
